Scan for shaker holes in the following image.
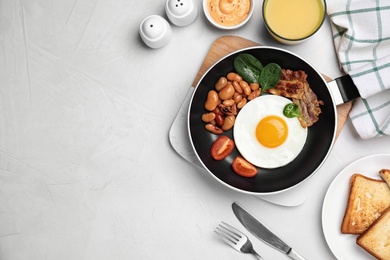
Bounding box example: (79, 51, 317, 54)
(175, 0, 183, 7)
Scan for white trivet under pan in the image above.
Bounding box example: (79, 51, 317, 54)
(169, 88, 321, 206)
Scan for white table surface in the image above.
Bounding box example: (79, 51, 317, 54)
(1, 0, 390, 259)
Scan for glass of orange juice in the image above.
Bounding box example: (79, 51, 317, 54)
(262, 0, 326, 44)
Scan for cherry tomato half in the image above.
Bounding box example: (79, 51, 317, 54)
(232, 156, 258, 178)
(210, 136, 235, 161)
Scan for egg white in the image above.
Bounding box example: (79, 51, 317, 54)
(233, 95, 308, 169)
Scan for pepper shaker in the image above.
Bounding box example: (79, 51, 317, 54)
(165, 0, 198, 26)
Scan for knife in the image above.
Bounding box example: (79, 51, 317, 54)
(232, 202, 306, 260)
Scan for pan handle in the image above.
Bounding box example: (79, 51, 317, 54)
(327, 74, 360, 105)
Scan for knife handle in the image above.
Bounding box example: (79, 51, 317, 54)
(287, 249, 306, 260)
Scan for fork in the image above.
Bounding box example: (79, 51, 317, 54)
(215, 221, 264, 259)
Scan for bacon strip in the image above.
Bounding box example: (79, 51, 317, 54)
(292, 81, 324, 128)
(266, 69, 323, 128)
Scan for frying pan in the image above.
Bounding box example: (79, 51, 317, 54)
(188, 46, 359, 194)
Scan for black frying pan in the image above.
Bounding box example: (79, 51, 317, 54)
(188, 46, 338, 194)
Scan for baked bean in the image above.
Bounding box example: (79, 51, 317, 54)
(205, 90, 219, 111)
(247, 89, 261, 101)
(250, 82, 260, 91)
(205, 124, 223, 135)
(239, 81, 251, 96)
(203, 70, 265, 134)
(215, 77, 228, 91)
(222, 115, 235, 131)
(219, 104, 234, 116)
(237, 97, 247, 109)
(201, 112, 216, 122)
(227, 72, 242, 82)
(233, 92, 243, 103)
(223, 99, 235, 107)
(218, 84, 235, 100)
(215, 113, 224, 126)
(231, 104, 238, 115)
(232, 81, 243, 94)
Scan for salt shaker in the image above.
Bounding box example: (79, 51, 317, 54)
(139, 15, 172, 49)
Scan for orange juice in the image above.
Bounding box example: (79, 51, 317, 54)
(263, 0, 325, 41)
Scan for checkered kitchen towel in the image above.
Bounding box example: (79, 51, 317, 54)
(328, 0, 390, 139)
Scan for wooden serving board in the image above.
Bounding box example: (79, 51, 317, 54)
(191, 36, 353, 139)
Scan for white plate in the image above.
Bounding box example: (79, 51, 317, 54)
(322, 154, 390, 259)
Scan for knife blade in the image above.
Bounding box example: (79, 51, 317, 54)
(232, 202, 306, 260)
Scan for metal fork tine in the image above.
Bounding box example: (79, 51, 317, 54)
(214, 222, 264, 260)
(215, 227, 238, 246)
(220, 221, 243, 240)
(215, 221, 246, 249)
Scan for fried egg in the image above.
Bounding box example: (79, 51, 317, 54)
(233, 95, 307, 169)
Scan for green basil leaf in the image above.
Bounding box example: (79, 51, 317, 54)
(258, 63, 282, 94)
(234, 54, 263, 83)
(283, 103, 301, 118)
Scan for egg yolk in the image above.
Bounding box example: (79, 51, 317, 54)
(256, 115, 288, 148)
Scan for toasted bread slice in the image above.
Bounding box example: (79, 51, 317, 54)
(357, 207, 390, 260)
(341, 173, 390, 234)
(379, 169, 390, 187)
